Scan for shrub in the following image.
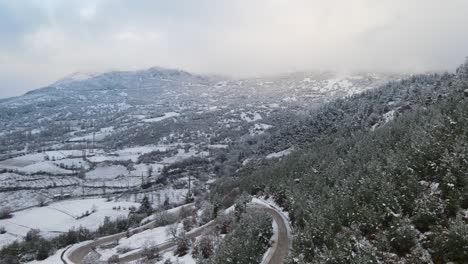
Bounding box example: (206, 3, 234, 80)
(389, 219, 418, 256)
(0, 255, 20, 264)
(0, 207, 12, 219)
(182, 218, 193, 232)
(107, 255, 120, 263)
(175, 233, 190, 257)
(116, 247, 132, 254)
(25, 229, 41, 242)
(153, 211, 178, 227)
(433, 216, 468, 262)
(200, 202, 214, 225)
(216, 214, 234, 234)
(194, 235, 214, 259)
(36, 242, 51, 260)
(208, 210, 272, 263)
(142, 246, 161, 260)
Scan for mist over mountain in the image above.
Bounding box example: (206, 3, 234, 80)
(1, 1, 468, 263)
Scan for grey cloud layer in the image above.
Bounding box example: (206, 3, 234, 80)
(1, 0, 468, 97)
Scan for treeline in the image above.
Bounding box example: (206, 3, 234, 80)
(213, 60, 468, 263)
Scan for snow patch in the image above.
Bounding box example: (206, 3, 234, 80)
(266, 148, 294, 159)
(142, 112, 180, 123)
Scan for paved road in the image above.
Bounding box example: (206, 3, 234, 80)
(119, 221, 216, 263)
(64, 202, 291, 264)
(259, 206, 291, 264)
(63, 204, 194, 264)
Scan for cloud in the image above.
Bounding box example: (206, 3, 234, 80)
(1, 0, 468, 97)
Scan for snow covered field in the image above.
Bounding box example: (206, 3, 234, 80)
(86, 165, 129, 180)
(0, 150, 87, 174)
(0, 198, 139, 247)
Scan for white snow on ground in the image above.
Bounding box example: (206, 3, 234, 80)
(142, 112, 180, 123)
(207, 144, 229, 149)
(0, 233, 19, 249)
(53, 158, 90, 170)
(266, 147, 294, 159)
(69, 127, 114, 142)
(240, 112, 262, 122)
(88, 145, 172, 163)
(141, 204, 194, 224)
(283, 96, 297, 102)
(324, 78, 353, 91)
(0, 153, 47, 168)
(383, 110, 396, 123)
(0, 173, 81, 191)
(0, 198, 139, 246)
(88, 154, 137, 163)
(126, 188, 188, 213)
(0, 172, 19, 181)
(97, 224, 181, 261)
(0, 153, 86, 175)
(0, 150, 90, 170)
(158, 250, 196, 264)
(27, 248, 66, 264)
(86, 165, 129, 179)
(161, 149, 208, 164)
(43, 150, 85, 159)
(53, 72, 97, 86)
(249, 123, 274, 136)
(19, 161, 72, 175)
(116, 145, 170, 156)
(242, 158, 252, 166)
(132, 163, 164, 177)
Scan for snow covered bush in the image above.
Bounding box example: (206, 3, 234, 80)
(433, 216, 468, 262)
(141, 246, 161, 261)
(175, 232, 190, 256)
(192, 234, 215, 259)
(107, 255, 120, 263)
(207, 210, 272, 264)
(389, 218, 418, 256)
(0, 207, 12, 219)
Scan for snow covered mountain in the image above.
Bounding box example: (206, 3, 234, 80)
(0, 67, 403, 155)
(2, 67, 401, 108)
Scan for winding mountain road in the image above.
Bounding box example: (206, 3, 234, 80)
(63, 201, 291, 264)
(259, 206, 292, 264)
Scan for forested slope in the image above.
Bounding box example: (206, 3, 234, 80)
(214, 60, 468, 263)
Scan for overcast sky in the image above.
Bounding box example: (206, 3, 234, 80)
(1, 0, 468, 98)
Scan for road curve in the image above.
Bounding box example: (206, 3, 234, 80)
(63, 204, 194, 264)
(259, 206, 291, 264)
(63, 202, 291, 264)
